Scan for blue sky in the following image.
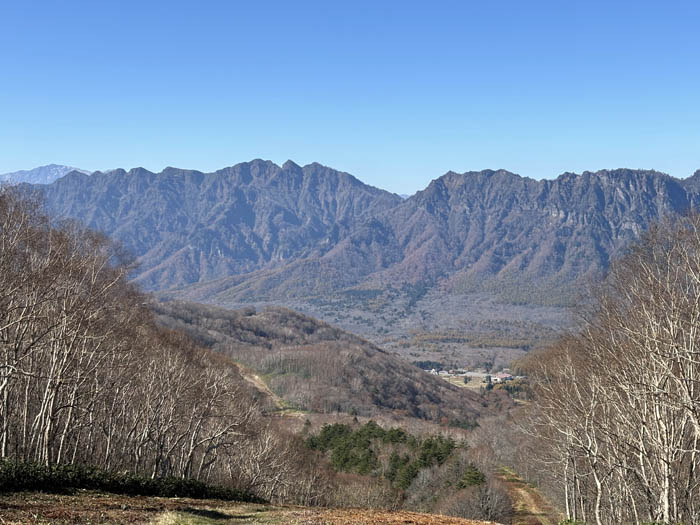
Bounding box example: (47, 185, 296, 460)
(1, 1, 699, 193)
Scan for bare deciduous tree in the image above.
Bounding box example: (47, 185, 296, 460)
(0, 188, 328, 504)
(526, 214, 700, 524)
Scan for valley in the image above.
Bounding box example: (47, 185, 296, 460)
(152, 300, 511, 424)
(218, 289, 569, 370)
(24, 160, 690, 366)
(5, 2, 698, 521)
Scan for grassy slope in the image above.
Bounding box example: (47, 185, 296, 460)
(0, 491, 504, 525)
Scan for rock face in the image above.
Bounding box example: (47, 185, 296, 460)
(335, 168, 695, 288)
(30, 160, 401, 290)
(27, 162, 700, 304)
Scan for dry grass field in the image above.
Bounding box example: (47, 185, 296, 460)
(0, 491, 505, 525)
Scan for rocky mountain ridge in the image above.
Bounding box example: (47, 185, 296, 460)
(29, 160, 401, 290)
(24, 161, 700, 309)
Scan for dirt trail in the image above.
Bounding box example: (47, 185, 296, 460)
(241, 369, 282, 408)
(498, 469, 559, 525)
(238, 366, 305, 418)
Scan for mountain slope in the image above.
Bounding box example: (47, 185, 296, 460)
(31, 160, 402, 290)
(28, 162, 700, 307)
(357, 168, 695, 288)
(180, 168, 699, 305)
(153, 301, 498, 425)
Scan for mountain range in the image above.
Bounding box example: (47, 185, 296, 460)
(13, 159, 700, 363)
(28, 161, 401, 291)
(22, 161, 700, 306)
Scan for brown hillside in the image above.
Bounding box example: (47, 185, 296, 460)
(152, 301, 509, 424)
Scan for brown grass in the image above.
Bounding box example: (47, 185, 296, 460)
(0, 491, 504, 524)
(295, 508, 503, 524)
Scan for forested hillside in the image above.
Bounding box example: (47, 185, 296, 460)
(152, 301, 507, 425)
(0, 188, 327, 505)
(522, 216, 700, 524)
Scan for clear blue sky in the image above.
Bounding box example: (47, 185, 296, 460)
(1, 1, 699, 194)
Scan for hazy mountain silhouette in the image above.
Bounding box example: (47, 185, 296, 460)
(1, 164, 88, 185)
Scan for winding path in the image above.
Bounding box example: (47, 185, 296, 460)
(498, 468, 559, 525)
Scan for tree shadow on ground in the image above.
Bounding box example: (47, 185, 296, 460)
(180, 507, 233, 520)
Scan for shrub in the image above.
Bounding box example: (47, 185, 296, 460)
(458, 463, 486, 488)
(0, 460, 262, 502)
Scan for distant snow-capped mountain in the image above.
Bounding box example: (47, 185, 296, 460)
(0, 164, 89, 185)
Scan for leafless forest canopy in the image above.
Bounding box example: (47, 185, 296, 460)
(523, 216, 700, 524)
(152, 300, 509, 424)
(0, 188, 327, 504)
